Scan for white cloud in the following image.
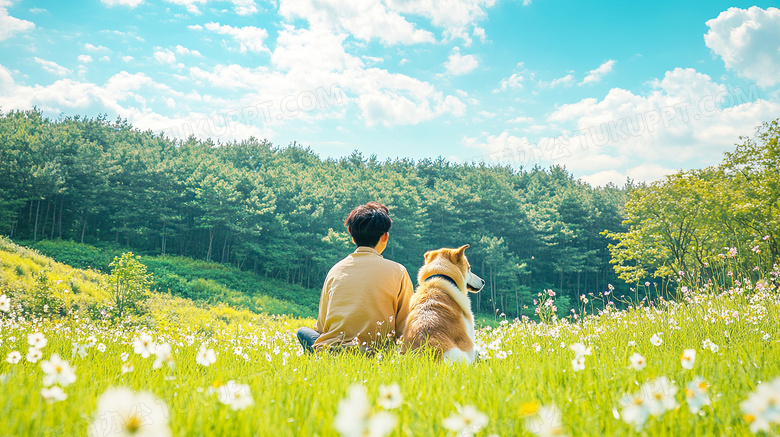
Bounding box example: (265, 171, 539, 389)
(29, 7, 47, 14)
(202, 22, 269, 53)
(122, 55, 134, 62)
(0, 65, 246, 141)
(231, 0, 258, 15)
(174, 45, 202, 57)
(580, 163, 677, 187)
(473, 26, 486, 43)
(163, 0, 257, 16)
(279, 0, 435, 45)
(578, 169, 626, 187)
(271, 25, 360, 72)
(154, 48, 176, 64)
(540, 74, 574, 88)
(34, 57, 72, 76)
(0, 3, 35, 41)
(0, 66, 151, 113)
(444, 47, 478, 75)
(704, 6, 780, 87)
(188, 24, 465, 128)
(494, 63, 532, 92)
(508, 116, 533, 123)
(99, 56, 111, 62)
(84, 43, 110, 52)
(580, 59, 615, 85)
(496, 73, 525, 92)
(78, 55, 93, 63)
(100, 0, 144, 7)
(548, 67, 780, 170)
(385, 0, 495, 29)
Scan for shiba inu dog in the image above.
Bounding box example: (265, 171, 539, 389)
(403, 244, 485, 363)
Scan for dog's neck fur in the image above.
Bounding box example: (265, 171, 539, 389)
(420, 272, 474, 323)
(425, 274, 458, 288)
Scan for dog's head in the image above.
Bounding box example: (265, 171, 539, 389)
(419, 244, 485, 293)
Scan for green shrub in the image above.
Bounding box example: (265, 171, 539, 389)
(30, 240, 118, 272)
(16, 271, 66, 317)
(108, 252, 153, 319)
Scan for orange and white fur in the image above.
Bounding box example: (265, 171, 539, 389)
(403, 245, 485, 364)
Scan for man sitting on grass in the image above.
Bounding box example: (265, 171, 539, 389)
(297, 201, 413, 353)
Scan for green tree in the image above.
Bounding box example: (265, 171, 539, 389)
(109, 252, 153, 318)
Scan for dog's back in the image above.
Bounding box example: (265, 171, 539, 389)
(402, 245, 483, 363)
(403, 278, 475, 360)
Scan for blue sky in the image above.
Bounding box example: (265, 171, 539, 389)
(1, 0, 779, 185)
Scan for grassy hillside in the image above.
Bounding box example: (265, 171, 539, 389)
(0, 237, 309, 329)
(22, 239, 318, 318)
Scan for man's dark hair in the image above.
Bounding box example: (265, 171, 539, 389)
(344, 202, 392, 247)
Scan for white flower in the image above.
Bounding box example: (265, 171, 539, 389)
(85, 336, 98, 347)
(627, 340, 636, 347)
(6, 351, 21, 364)
(377, 384, 403, 410)
(196, 346, 216, 367)
(334, 385, 371, 436)
(120, 352, 129, 362)
(121, 363, 134, 374)
(619, 377, 678, 431)
(701, 338, 720, 353)
(525, 404, 567, 437)
(619, 392, 651, 431)
(442, 405, 488, 436)
(365, 412, 397, 437)
(649, 334, 663, 346)
(216, 380, 254, 411)
(97, 343, 107, 353)
(681, 349, 696, 370)
(571, 357, 585, 372)
(642, 377, 678, 416)
(0, 294, 10, 312)
(740, 377, 780, 434)
(132, 333, 155, 358)
(685, 377, 711, 414)
(87, 387, 171, 437)
(41, 353, 77, 387)
(569, 343, 591, 359)
(153, 343, 174, 370)
(27, 347, 43, 363)
(28, 332, 48, 349)
(41, 385, 68, 403)
(629, 353, 646, 371)
(72, 342, 88, 358)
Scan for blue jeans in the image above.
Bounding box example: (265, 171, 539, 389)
(297, 327, 321, 353)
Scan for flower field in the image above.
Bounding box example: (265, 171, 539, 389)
(1, 237, 779, 436)
(1, 277, 779, 436)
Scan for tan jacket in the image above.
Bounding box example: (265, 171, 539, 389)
(314, 247, 413, 350)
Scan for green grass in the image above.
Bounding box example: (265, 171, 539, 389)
(1, 238, 779, 436)
(27, 239, 318, 318)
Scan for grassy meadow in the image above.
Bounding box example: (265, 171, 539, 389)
(1, 237, 779, 436)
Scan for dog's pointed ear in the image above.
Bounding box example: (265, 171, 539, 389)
(423, 250, 434, 264)
(450, 244, 469, 263)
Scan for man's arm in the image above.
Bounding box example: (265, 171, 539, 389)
(315, 278, 331, 334)
(393, 268, 414, 338)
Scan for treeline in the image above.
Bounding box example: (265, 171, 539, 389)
(607, 119, 779, 289)
(0, 109, 630, 318)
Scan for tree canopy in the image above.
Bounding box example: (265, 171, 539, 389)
(0, 109, 633, 318)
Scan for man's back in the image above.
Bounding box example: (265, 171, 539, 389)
(314, 246, 413, 350)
